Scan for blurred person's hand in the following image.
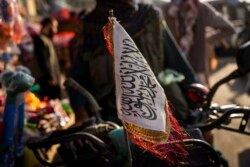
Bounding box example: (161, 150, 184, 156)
(72, 106, 89, 127)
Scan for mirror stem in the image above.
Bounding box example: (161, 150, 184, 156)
(205, 69, 240, 108)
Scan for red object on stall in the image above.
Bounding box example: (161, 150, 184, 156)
(53, 31, 75, 47)
(52, 8, 71, 22)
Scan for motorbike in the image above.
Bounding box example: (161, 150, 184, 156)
(26, 41, 250, 167)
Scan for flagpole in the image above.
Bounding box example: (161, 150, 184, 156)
(109, 9, 114, 18)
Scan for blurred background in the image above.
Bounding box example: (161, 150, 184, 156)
(3, 0, 250, 166)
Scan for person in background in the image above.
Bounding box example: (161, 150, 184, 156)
(159, 0, 235, 86)
(32, 17, 61, 99)
(67, 0, 198, 126)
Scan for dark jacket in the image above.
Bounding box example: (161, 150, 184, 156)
(33, 34, 61, 84)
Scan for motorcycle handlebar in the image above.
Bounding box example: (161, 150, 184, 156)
(27, 131, 109, 150)
(196, 105, 250, 134)
(27, 132, 109, 166)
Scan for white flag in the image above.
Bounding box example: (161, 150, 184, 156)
(103, 15, 188, 163)
(113, 20, 167, 132)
